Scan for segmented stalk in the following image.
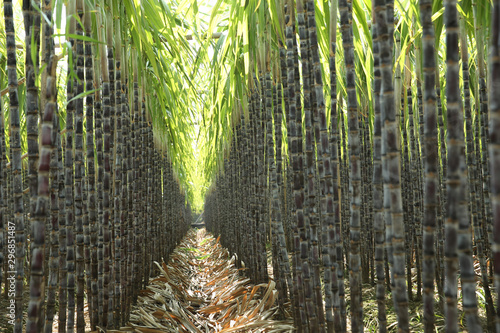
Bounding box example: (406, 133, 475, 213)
(488, 0, 500, 332)
(372, 8, 386, 331)
(443, 0, 467, 330)
(339, 0, 363, 329)
(84, 5, 96, 329)
(74, 2, 85, 331)
(377, 0, 409, 329)
(4, 1, 25, 331)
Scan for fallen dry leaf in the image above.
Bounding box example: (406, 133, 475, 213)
(119, 229, 294, 332)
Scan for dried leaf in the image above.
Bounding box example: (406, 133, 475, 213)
(121, 229, 293, 333)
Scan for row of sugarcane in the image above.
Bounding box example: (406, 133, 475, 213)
(0, 0, 191, 332)
(204, 0, 500, 331)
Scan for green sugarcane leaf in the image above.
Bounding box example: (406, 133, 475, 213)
(53, 33, 105, 44)
(56, 0, 64, 30)
(64, 88, 101, 107)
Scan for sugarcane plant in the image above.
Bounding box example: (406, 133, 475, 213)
(203, 0, 500, 332)
(2, 0, 500, 332)
(0, 0, 198, 331)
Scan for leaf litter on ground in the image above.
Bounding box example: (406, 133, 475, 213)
(114, 229, 294, 332)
